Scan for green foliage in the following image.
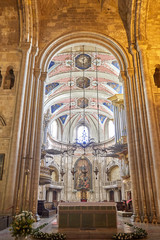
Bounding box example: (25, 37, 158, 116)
(10, 211, 35, 237)
(112, 222, 148, 240)
(31, 231, 66, 240)
(32, 223, 48, 233)
(31, 223, 66, 240)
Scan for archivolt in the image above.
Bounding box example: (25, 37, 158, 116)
(36, 31, 131, 73)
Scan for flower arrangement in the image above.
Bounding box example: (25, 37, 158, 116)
(112, 222, 148, 240)
(10, 211, 35, 238)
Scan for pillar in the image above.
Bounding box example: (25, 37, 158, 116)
(30, 71, 47, 215)
(3, 42, 32, 215)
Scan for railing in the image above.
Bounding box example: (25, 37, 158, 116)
(40, 166, 52, 185)
(40, 166, 51, 175)
(103, 180, 122, 189)
(51, 181, 64, 186)
(105, 180, 121, 185)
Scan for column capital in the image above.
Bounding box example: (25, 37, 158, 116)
(40, 72, 47, 82)
(120, 71, 127, 82)
(19, 42, 32, 53)
(34, 68, 41, 79)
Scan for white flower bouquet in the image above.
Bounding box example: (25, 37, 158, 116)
(10, 211, 35, 238)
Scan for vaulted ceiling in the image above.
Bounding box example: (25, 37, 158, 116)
(44, 45, 122, 134)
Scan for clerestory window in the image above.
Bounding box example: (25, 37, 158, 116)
(77, 125, 89, 145)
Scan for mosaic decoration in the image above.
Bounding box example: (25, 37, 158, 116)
(0, 154, 5, 180)
(103, 102, 114, 112)
(48, 61, 55, 69)
(107, 82, 122, 93)
(77, 97, 89, 108)
(98, 114, 107, 124)
(75, 54, 91, 70)
(76, 77, 90, 89)
(51, 103, 63, 113)
(74, 157, 92, 191)
(45, 82, 59, 95)
(112, 60, 120, 70)
(59, 114, 68, 124)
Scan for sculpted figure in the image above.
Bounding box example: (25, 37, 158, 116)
(4, 68, 15, 89)
(154, 66, 160, 88)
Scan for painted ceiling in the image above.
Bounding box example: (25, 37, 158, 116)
(44, 45, 122, 128)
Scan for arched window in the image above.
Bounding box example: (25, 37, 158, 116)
(51, 120, 58, 139)
(77, 125, 89, 144)
(108, 120, 115, 138)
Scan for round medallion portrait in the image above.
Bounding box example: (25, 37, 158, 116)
(77, 97, 89, 108)
(76, 77, 90, 89)
(75, 54, 91, 70)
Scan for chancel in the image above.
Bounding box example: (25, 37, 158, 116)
(0, 1, 160, 239)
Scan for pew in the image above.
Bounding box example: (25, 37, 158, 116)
(38, 200, 56, 217)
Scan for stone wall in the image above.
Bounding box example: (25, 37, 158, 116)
(0, 0, 19, 48)
(0, 50, 22, 213)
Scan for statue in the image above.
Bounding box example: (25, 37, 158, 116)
(154, 66, 160, 88)
(4, 68, 15, 89)
(0, 70, 2, 88)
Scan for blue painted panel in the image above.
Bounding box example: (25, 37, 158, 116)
(107, 82, 122, 93)
(45, 82, 59, 95)
(98, 114, 107, 124)
(51, 103, 63, 113)
(112, 60, 120, 70)
(59, 114, 68, 124)
(48, 61, 55, 69)
(103, 102, 114, 112)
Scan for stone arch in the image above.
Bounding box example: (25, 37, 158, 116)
(48, 161, 60, 181)
(36, 31, 131, 73)
(35, 31, 149, 219)
(107, 159, 121, 171)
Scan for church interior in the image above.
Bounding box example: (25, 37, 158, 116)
(0, 0, 160, 239)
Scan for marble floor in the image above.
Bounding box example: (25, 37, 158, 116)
(0, 214, 160, 240)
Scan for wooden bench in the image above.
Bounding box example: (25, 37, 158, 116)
(38, 200, 56, 218)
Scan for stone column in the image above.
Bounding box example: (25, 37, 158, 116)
(19, 46, 38, 211)
(47, 190, 53, 202)
(121, 70, 141, 221)
(3, 42, 32, 215)
(30, 72, 47, 215)
(114, 189, 119, 202)
(24, 68, 41, 210)
(137, 43, 160, 222)
(106, 190, 109, 202)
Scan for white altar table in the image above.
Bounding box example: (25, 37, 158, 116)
(58, 202, 117, 229)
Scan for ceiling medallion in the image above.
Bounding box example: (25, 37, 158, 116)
(77, 97, 89, 108)
(76, 77, 90, 89)
(75, 54, 91, 70)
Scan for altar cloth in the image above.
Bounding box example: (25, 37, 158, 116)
(58, 202, 117, 229)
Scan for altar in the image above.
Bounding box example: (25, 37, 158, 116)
(58, 202, 117, 229)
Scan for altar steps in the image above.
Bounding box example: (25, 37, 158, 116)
(60, 228, 117, 239)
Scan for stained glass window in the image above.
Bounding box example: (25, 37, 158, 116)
(77, 125, 89, 145)
(109, 120, 115, 138)
(51, 120, 58, 139)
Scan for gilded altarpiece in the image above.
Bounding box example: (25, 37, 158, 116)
(74, 157, 92, 191)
